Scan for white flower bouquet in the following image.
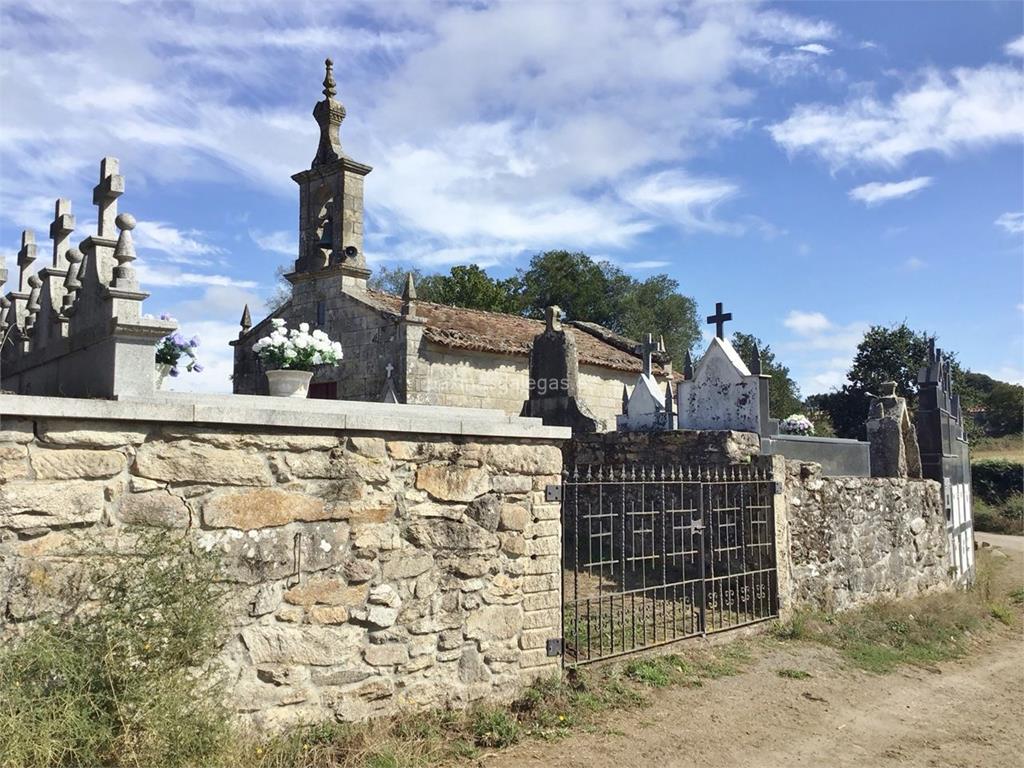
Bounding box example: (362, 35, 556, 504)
(779, 413, 815, 436)
(252, 319, 342, 372)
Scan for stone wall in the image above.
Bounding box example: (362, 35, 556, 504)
(0, 396, 568, 730)
(565, 429, 762, 468)
(783, 460, 951, 612)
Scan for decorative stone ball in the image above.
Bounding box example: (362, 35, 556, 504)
(67, 247, 84, 263)
(116, 212, 136, 231)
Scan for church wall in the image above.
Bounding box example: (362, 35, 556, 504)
(412, 343, 530, 412)
(578, 364, 637, 432)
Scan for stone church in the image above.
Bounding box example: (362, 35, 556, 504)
(232, 61, 670, 430)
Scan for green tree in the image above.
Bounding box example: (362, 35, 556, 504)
(620, 275, 701, 367)
(518, 250, 629, 329)
(368, 265, 427, 296)
(418, 265, 524, 313)
(984, 381, 1024, 436)
(809, 323, 963, 439)
(730, 332, 802, 419)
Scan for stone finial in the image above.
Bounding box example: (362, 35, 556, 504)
(24, 273, 42, 331)
(545, 305, 563, 332)
(401, 272, 417, 317)
(49, 199, 75, 269)
(93, 157, 125, 240)
(750, 342, 763, 375)
(61, 247, 84, 315)
(641, 333, 657, 377)
(683, 349, 694, 380)
(664, 381, 674, 418)
(0, 295, 10, 333)
(621, 384, 629, 413)
(17, 230, 37, 293)
(111, 213, 138, 287)
(312, 58, 346, 167)
(658, 335, 666, 353)
(879, 380, 898, 398)
(240, 304, 252, 336)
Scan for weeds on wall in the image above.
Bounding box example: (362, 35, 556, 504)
(0, 530, 231, 768)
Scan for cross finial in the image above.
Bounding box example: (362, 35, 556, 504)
(17, 230, 37, 293)
(385, 362, 394, 378)
(641, 332, 657, 377)
(93, 157, 124, 240)
(545, 305, 562, 332)
(49, 199, 75, 269)
(707, 301, 732, 340)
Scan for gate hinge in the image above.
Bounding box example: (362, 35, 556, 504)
(546, 637, 563, 657)
(545, 484, 562, 502)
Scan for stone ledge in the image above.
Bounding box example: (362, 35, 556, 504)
(0, 394, 572, 441)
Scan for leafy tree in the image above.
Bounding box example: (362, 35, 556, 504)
(984, 381, 1024, 436)
(368, 265, 427, 296)
(418, 265, 524, 314)
(730, 332, 802, 419)
(518, 250, 629, 329)
(620, 275, 701, 367)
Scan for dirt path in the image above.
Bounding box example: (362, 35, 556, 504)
(484, 540, 1024, 768)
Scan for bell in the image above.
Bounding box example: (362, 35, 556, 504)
(317, 216, 333, 248)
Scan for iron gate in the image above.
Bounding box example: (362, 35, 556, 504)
(560, 461, 779, 666)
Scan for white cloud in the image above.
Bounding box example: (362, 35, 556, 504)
(135, 264, 258, 289)
(134, 220, 224, 262)
(769, 65, 1024, 168)
(783, 310, 832, 335)
(848, 176, 933, 205)
(623, 170, 741, 234)
(903, 257, 926, 271)
(250, 229, 296, 256)
(623, 260, 671, 269)
(995, 212, 1024, 235)
(1006, 35, 1024, 57)
(795, 43, 831, 56)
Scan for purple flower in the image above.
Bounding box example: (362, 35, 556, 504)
(189, 336, 200, 348)
(193, 363, 204, 373)
(159, 313, 172, 321)
(169, 367, 180, 377)
(171, 332, 186, 347)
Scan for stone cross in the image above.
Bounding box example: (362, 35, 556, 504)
(17, 230, 36, 293)
(92, 157, 124, 240)
(641, 333, 657, 377)
(385, 362, 394, 378)
(48, 198, 75, 269)
(545, 305, 563, 332)
(706, 301, 732, 340)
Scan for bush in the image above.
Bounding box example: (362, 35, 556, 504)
(971, 459, 1023, 505)
(974, 494, 1024, 535)
(0, 531, 231, 768)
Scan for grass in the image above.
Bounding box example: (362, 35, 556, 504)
(771, 548, 1022, 674)
(777, 668, 812, 680)
(972, 434, 1024, 462)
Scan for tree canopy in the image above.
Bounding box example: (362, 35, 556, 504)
(730, 332, 802, 419)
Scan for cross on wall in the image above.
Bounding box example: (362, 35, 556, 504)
(707, 302, 732, 340)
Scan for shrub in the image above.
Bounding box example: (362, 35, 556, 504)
(971, 459, 1023, 505)
(973, 494, 1024, 535)
(0, 531, 231, 768)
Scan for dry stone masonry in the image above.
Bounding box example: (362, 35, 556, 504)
(0, 399, 567, 730)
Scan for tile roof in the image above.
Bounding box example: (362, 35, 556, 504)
(359, 289, 673, 375)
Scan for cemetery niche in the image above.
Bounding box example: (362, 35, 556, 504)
(1, 158, 175, 398)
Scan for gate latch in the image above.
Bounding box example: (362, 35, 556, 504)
(546, 637, 563, 657)
(545, 484, 562, 503)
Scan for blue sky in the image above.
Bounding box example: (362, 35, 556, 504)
(1, 0, 1022, 394)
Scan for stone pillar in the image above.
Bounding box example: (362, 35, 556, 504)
(866, 381, 922, 478)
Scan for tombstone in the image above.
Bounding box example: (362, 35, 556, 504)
(677, 302, 773, 434)
(916, 339, 974, 582)
(520, 305, 599, 432)
(617, 333, 675, 431)
(0, 158, 175, 397)
(866, 381, 922, 478)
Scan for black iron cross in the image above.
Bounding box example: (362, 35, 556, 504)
(706, 302, 732, 340)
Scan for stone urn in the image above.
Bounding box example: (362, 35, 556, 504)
(266, 369, 313, 398)
(156, 364, 173, 389)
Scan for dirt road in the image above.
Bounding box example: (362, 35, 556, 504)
(484, 538, 1024, 768)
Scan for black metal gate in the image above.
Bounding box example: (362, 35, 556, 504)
(560, 461, 779, 666)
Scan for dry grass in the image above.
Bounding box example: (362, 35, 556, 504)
(972, 434, 1024, 462)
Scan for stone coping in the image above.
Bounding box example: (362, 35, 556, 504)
(766, 433, 867, 445)
(0, 393, 572, 441)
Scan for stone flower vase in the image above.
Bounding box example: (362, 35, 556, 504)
(156, 364, 172, 390)
(266, 369, 313, 398)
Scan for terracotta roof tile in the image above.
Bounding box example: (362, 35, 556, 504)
(360, 290, 672, 375)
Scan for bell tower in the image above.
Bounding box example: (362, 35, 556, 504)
(289, 59, 373, 292)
